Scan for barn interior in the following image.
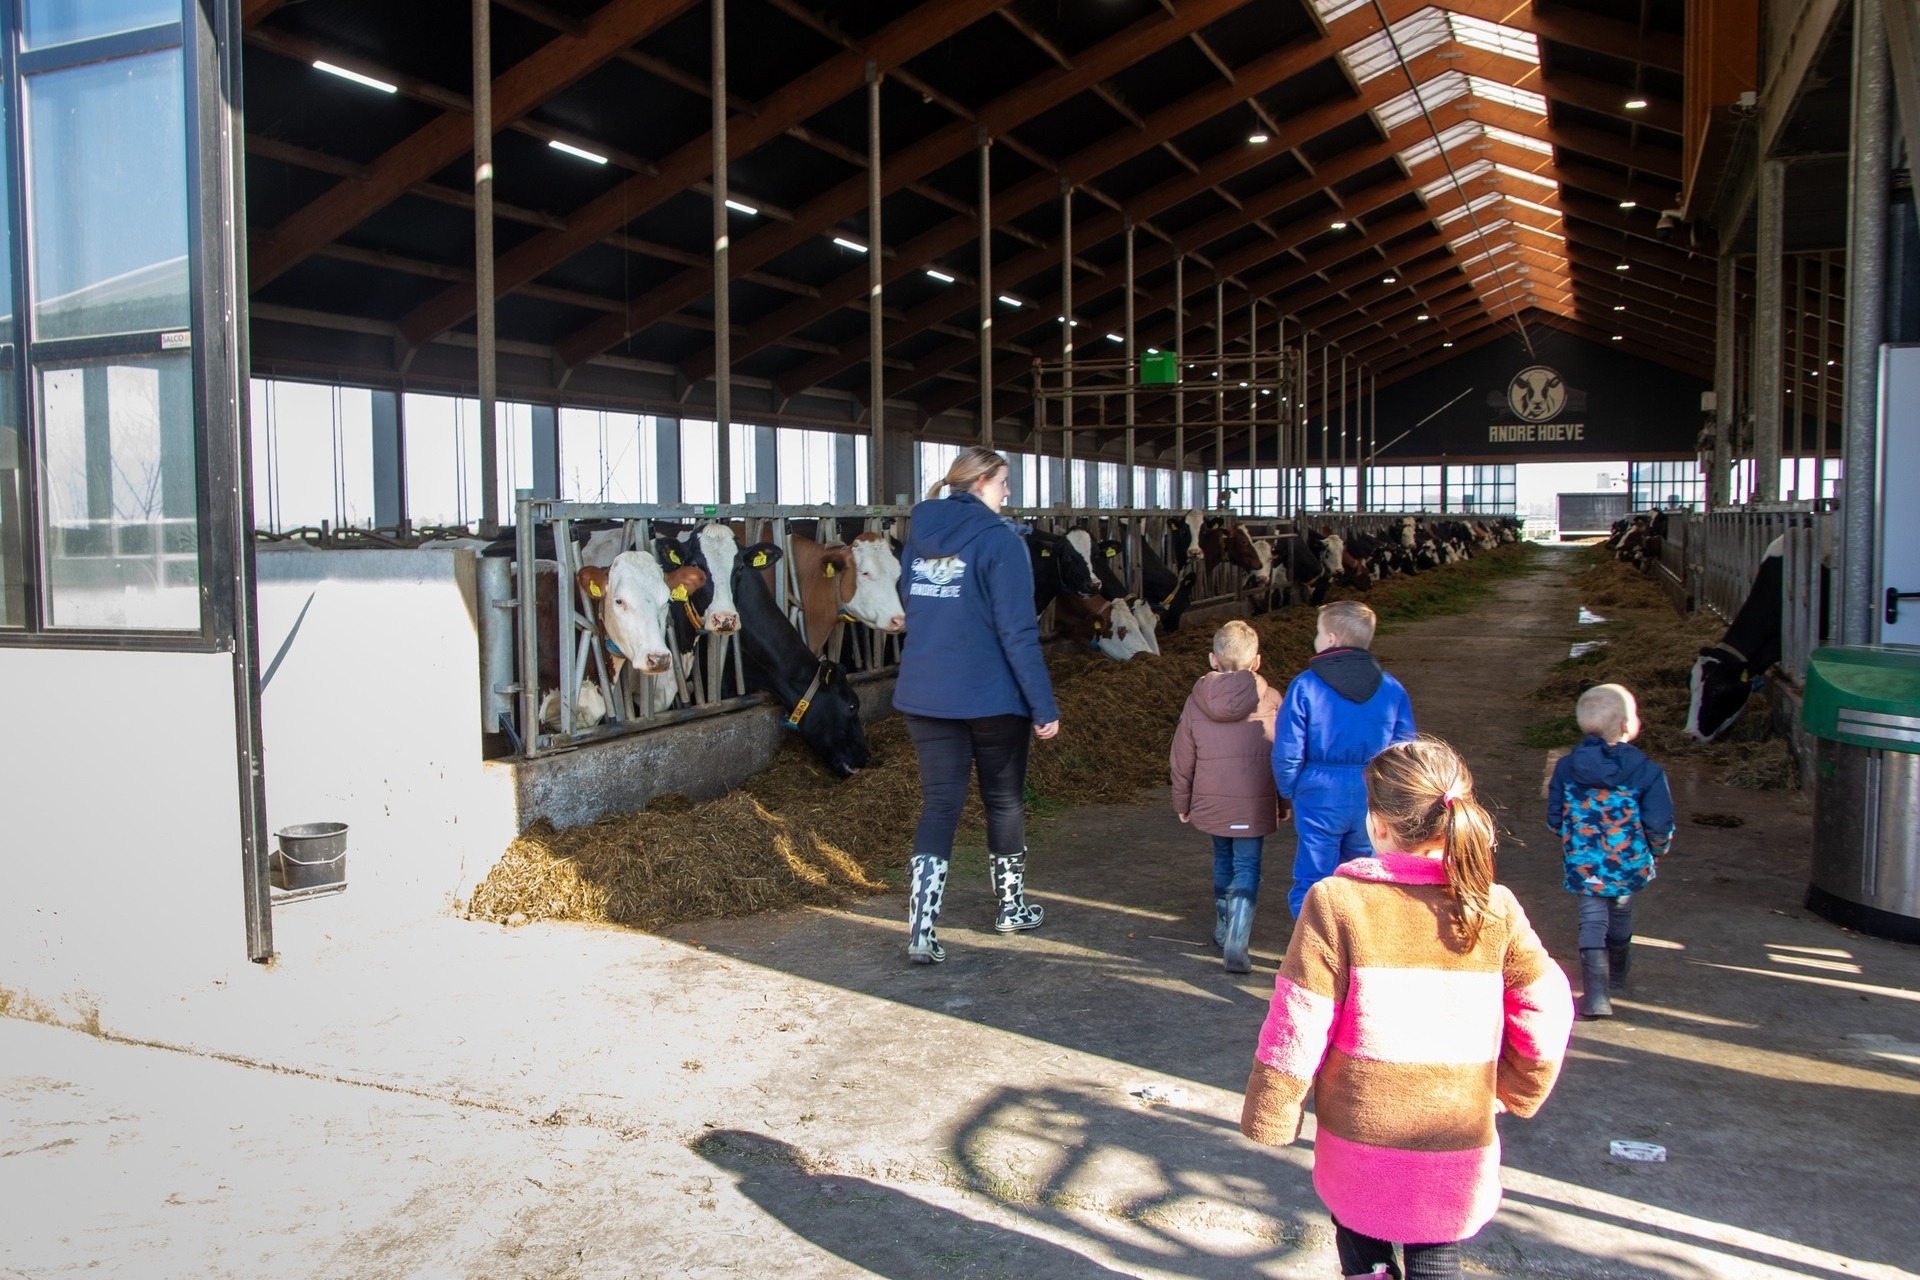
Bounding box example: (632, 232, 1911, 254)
(2, 0, 1919, 1275)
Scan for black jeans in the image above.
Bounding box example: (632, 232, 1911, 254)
(1334, 1219, 1462, 1280)
(905, 713, 1031, 859)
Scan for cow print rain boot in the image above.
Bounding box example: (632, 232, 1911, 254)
(990, 851, 1045, 933)
(906, 854, 949, 965)
(1578, 948, 1613, 1019)
(1213, 895, 1229, 948)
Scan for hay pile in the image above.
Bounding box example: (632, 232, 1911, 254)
(1524, 551, 1796, 789)
(469, 544, 1537, 930)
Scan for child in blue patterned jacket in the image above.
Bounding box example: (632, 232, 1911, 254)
(1547, 683, 1674, 1020)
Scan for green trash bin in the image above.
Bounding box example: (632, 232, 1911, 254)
(1801, 646, 1920, 943)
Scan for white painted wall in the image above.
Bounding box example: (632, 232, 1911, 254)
(254, 546, 517, 923)
(0, 648, 245, 1025)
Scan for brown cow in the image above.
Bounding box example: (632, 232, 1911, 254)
(784, 531, 906, 656)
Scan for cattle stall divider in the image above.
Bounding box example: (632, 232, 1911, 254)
(490, 499, 913, 759)
(1684, 502, 1835, 683)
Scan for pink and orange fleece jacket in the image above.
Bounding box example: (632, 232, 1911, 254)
(1240, 853, 1574, 1245)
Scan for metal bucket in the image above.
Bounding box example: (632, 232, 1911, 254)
(273, 822, 348, 892)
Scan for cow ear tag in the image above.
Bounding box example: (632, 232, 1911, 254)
(824, 563, 836, 577)
(1105, 547, 1117, 557)
(667, 549, 681, 564)
(752, 551, 769, 568)
(1041, 549, 1051, 557)
(670, 585, 689, 602)
(588, 581, 603, 598)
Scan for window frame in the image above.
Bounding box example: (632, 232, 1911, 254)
(0, 12, 233, 652)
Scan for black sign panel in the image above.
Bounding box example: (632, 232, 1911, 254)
(1358, 330, 1708, 463)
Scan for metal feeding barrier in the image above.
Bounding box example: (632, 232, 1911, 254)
(480, 499, 911, 758)
(1682, 501, 1835, 684)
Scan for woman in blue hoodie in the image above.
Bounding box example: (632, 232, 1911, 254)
(894, 447, 1061, 965)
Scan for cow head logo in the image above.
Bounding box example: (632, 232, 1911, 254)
(1507, 365, 1567, 422)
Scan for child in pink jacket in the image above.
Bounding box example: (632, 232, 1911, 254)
(1171, 620, 1284, 974)
(1241, 737, 1573, 1280)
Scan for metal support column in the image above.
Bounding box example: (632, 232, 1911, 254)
(1173, 253, 1184, 507)
(1819, 251, 1833, 491)
(1712, 251, 1737, 508)
(1340, 354, 1349, 509)
(712, 0, 732, 501)
(1754, 159, 1786, 501)
(1320, 344, 1329, 509)
(1214, 278, 1225, 490)
(473, 0, 498, 533)
(867, 66, 884, 500)
(1061, 182, 1073, 498)
(1842, 0, 1892, 644)
(1792, 253, 1807, 495)
(1276, 311, 1288, 517)
(1368, 368, 1377, 513)
(1123, 217, 1135, 508)
(978, 129, 993, 446)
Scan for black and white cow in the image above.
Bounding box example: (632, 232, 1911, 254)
(1686, 536, 1785, 743)
(728, 542, 870, 776)
(1028, 527, 1100, 613)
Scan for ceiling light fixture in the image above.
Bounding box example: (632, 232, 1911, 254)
(1330, 220, 1349, 230)
(1442, 341, 1454, 348)
(1417, 313, 1430, 320)
(1382, 275, 1398, 284)
(1618, 200, 1637, 209)
(313, 60, 397, 94)
(998, 294, 1023, 307)
(1249, 130, 1270, 144)
(548, 139, 608, 165)
(724, 199, 759, 215)
(925, 268, 955, 283)
(1624, 98, 1649, 110)
(1613, 304, 1626, 311)
(1611, 334, 1624, 340)
(1107, 333, 1124, 343)
(833, 237, 869, 253)
(1614, 262, 1630, 271)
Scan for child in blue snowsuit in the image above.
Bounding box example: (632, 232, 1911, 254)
(1272, 601, 1418, 917)
(1547, 683, 1675, 1019)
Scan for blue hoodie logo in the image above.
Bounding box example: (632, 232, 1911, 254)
(910, 555, 967, 598)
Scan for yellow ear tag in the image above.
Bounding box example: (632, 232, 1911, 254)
(588, 581, 603, 598)
(1105, 547, 1118, 558)
(1041, 549, 1051, 557)
(668, 550, 681, 564)
(670, 585, 689, 602)
(752, 551, 769, 568)
(823, 563, 837, 577)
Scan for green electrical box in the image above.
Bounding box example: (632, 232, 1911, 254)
(1139, 351, 1179, 385)
(1802, 645, 1920, 752)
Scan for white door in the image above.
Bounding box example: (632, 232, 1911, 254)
(1879, 346, 1920, 646)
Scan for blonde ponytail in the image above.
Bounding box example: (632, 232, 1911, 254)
(1364, 737, 1498, 950)
(927, 446, 1010, 500)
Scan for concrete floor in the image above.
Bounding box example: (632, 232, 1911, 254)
(4, 545, 1917, 1279)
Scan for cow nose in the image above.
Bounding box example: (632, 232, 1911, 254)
(884, 615, 905, 632)
(708, 611, 740, 634)
(641, 652, 672, 675)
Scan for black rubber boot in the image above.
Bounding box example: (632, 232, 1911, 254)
(1223, 894, 1255, 974)
(1608, 939, 1632, 992)
(990, 850, 1045, 933)
(1579, 948, 1613, 1018)
(906, 854, 949, 964)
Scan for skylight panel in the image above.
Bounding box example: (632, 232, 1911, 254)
(1513, 221, 1568, 242)
(1418, 157, 1491, 202)
(1399, 121, 1483, 168)
(1446, 13, 1539, 64)
(1341, 8, 1449, 83)
(1459, 241, 1516, 269)
(1435, 191, 1503, 226)
(1485, 125, 1552, 155)
(1502, 193, 1562, 217)
(1493, 162, 1558, 189)
(1314, 0, 1372, 23)
(1376, 71, 1468, 130)
(1468, 77, 1546, 114)
(1449, 218, 1511, 251)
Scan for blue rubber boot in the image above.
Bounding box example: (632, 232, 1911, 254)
(1223, 894, 1255, 974)
(1212, 896, 1229, 948)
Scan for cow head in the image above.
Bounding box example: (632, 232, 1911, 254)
(1686, 645, 1762, 742)
(792, 659, 871, 777)
(1317, 530, 1346, 578)
(837, 533, 905, 633)
(580, 552, 670, 677)
(1036, 529, 1099, 597)
(1515, 368, 1562, 419)
(690, 522, 742, 634)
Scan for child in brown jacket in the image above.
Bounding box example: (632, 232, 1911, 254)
(1172, 620, 1285, 973)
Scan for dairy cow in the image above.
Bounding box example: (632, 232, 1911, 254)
(1686, 536, 1785, 742)
(783, 531, 906, 659)
(728, 543, 870, 777)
